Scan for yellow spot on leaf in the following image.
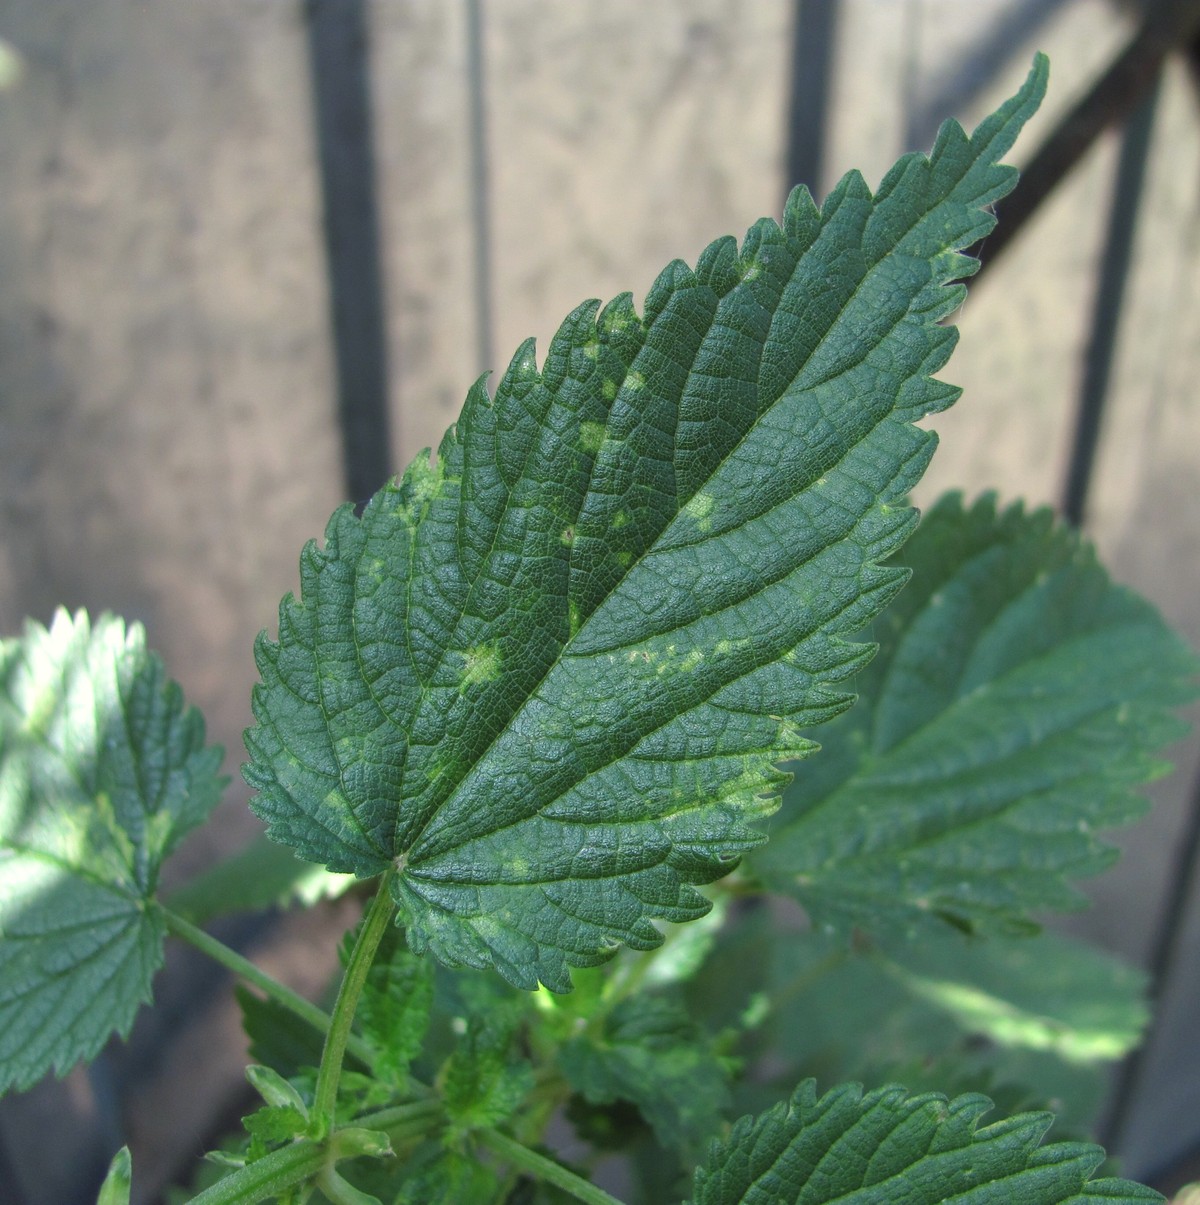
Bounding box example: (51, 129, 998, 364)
(580, 421, 606, 454)
(459, 641, 502, 690)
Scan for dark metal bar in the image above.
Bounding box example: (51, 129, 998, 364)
(904, 0, 1070, 150)
(1101, 758, 1200, 1160)
(977, 0, 1200, 277)
(466, 0, 495, 375)
(783, 0, 841, 202)
(1061, 75, 1161, 526)
(306, 0, 393, 502)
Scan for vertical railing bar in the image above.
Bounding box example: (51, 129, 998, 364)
(783, 0, 841, 203)
(1101, 761, 1200, 1160)
(1061, 75, 1161, 526)
(306, 0, 393, 504)
(466, 0, 495, 376)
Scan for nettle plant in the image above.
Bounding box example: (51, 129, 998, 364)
(2, 55, 1198, 1205)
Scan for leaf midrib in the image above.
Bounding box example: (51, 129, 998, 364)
(394, 179, 970, 869)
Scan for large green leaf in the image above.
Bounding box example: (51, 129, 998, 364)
(0, 610, 225, 1093)
(686, 1080, 1162, 1204)
(245, 59, 1048, 990)
(751, 492, 1199, 936)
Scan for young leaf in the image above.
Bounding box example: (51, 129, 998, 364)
(357, 924, 434, 1088)
(686, 1080, 1162, 1205)
(440, 1006, 535, 1133)
(751, 492, 1200, 936)
(0, 610, 225, 1093)
(96, 1146, 132, 1205)
(392, 1144, 504, 1205)
(244, 59, 1047, 990)
(561, 993, 731, 1156)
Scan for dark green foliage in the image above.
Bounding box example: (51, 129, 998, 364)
(560, 993, 731, 1157)
(754, 493, 1200, 936)
(687, 1081, 1162, 1205)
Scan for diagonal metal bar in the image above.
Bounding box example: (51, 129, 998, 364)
(977, 0, 1200, 277)
(1101, 755, 1200, 1162)
(1061, 76, 1162, 526)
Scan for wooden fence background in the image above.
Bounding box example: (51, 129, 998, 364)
(1, 0, 1198, 1200)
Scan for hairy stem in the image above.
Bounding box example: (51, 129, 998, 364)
(158, 903, 376, 1067)
(187, 1140, 325, 1205)
(476, 1128, 627, 1205)
(353, 1097, 442, 1135)
(310, 870, 396, 1139)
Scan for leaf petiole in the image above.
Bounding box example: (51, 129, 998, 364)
(157, 902, 377, 1067)
(475, 1128, 627, 1205)
(187, 1139, 325, 1205)
(309, 870, 397, 1140)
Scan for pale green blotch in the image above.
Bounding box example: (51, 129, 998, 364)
(653, 643, 705, 676)
(399, 451, 444, 526)
(580, 421, 606, 455)
(459, 641, 502, 690)
(602, 379, 618, 401)
(623, 370, 646, 392)
(683, 490, 716, 533)
(612, 510, 630, 531)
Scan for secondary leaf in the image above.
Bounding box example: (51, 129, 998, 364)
(686, 1080, 1162, 1205)
(245, 59, 1047, 990)
(752, 492, 1200, 936)
(561, 993, 732, 1157)
(440, 1003, 535, 1133)
(97, 1146, 132, 1205)
(686, 910, 1144, 1132)
(0, 610, 225, 1093)
(877, 929, 1148, 1065)
(356, 924, 434, 1088)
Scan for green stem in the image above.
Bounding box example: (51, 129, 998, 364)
(476, 1128, 627, 1205)
(353, 1097, 442, 1136)
(310, 870, 396, 1139)
(157, 903, 377, 1067)
(187, 1140, 325, 1205)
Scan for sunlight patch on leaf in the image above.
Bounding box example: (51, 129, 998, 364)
(0, 610, 224, 1094)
